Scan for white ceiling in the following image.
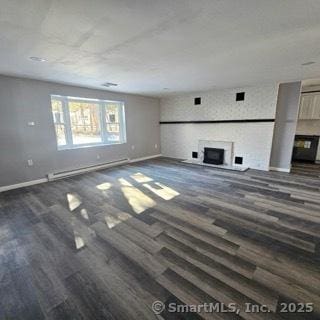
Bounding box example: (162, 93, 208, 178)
(1, 0, 320, 97)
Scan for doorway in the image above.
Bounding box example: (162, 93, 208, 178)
(291, 79, 320, 177)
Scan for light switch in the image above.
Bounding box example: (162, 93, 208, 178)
(28, 121, 35, 126)
(27, 159, 34, 166)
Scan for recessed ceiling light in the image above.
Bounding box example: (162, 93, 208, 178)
(29, 56, 46, 62)
(302, 61, 316, 66)
(102, 82, 118, 87)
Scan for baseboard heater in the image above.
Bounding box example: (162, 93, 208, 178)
(47, 158, 129, 181)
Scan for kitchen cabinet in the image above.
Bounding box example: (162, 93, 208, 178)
(299, 93, 320, 119)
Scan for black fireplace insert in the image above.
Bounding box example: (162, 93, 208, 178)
(203, 147, 224, 165)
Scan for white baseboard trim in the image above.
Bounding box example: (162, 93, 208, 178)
(48, 158, 130, 181)
(129, 154, 162, 163)
(269, 166, 291, 173)
(0, 178, 48, 193)
(0, 155, 163, 193)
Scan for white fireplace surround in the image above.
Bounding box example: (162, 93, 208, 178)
(198, 140, 234, 165)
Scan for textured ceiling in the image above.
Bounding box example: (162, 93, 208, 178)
(1, 0, 320, 97)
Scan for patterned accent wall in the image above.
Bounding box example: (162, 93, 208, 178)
(160, 84, 279, 170)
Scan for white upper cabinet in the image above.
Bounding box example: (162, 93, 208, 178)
(312, 94, 320, 119)
(299, 93, 320, 119)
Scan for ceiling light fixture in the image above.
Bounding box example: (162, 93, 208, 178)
(302, 61, 316, 66)
(163, 88, 169, 90)
(29, 56, 46, 62)
(102, 82, 118, 87)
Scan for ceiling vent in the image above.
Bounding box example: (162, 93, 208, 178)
(102, 82, 118, 87)
(29, 56, 46, 62)
(301, 61, 315, 66)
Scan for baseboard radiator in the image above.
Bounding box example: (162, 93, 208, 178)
(48, 158, 129, 181)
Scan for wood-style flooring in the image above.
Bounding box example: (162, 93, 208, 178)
(0, 157, 320, 319)
(291, 162, 320, 178)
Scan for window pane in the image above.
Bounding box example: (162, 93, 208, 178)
(55, 124, 67, 146)
(51, 99, 67, 146)
(51, 95, 126, 149)
(105, 103, 121, 143)
(68, 101, 102, 145)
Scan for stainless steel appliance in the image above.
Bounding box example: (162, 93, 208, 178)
(292, 135, 319, 162)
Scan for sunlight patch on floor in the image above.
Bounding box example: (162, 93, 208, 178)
(74, 231, 85, 250)
(96, 182, 112, 190)
(105, 211, 132, 229)
(67, 193, 82, 211)
(130, 172, 153, 183)
(118, 178, 133, 186)
(80, 208, 89, 220)
(143, 182, 180, 200)
(119, 178, 156, 214)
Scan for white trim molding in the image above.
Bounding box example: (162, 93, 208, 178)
(129, 154, 162, 163)
(269, 166, 291, 173)
(0, 178, 48, 193)
(48, 158, 130, 181)
(0, 155, 163, 192)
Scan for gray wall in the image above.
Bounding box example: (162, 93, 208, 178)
(0, 76, 160, 187)
(270, 82, 301, 171)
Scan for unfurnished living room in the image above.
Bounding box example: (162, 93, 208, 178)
(1, 1, 320, 319)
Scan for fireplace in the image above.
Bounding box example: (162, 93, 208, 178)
(203, 147, 224, 165)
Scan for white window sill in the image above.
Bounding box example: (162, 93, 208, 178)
(57, 141, 126, 151)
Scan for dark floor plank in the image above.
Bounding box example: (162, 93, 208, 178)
(0, 158, 320, 319)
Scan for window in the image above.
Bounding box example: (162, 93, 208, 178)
(51, 95, 126, 149)
(51, 98, 67, 146)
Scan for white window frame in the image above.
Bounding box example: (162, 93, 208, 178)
(51, 95, 127, 150)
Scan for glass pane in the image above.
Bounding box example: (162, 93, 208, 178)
(55, 124, 67, 146)
(51, 99, 66, 146)
(105, 103, 121, 142)
(52, 99, 65, 124)
(68, 101, 102, 145)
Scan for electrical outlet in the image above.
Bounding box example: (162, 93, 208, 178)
(131, 145, 135, 150)
(155, 144, 158, 149)
(27, 159, 34, 166)
(96, 154, 101, 160)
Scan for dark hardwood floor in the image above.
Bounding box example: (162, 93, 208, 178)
(0, 157, 320, 319)
(291, 162, 320, 178)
